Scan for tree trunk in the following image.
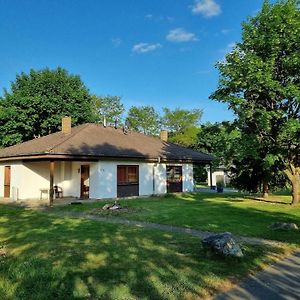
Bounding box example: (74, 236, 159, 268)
(291, 178, 299, 205)
(284, 165, 300, 206)
(262, 179, 269, 198)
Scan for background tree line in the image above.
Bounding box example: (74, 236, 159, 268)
(0, 67, 203, 147)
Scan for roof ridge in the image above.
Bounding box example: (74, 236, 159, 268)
(46, 123, 90, 153)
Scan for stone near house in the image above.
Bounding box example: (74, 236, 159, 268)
(102, 204, 111, 210)
(102, 203, 122, 210)
(202, 232, 244, 258)
(270, 222, 299, 231)
(109, 204, 121, 210)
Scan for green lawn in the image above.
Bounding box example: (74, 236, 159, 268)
(53, 192, 300, 245)
(0, 204, 292, 300)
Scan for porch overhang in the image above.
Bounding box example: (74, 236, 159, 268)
(0, 153, 213, 165)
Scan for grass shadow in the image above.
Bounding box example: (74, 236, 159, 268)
(0, 204, 289, 300)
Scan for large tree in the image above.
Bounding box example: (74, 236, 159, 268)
(91, 95, 125, 125)
(211, 0, 300, 204)
(0, 67, 94, 146)
(196, 122, 240, 169)
(162, 107, 202, 132)
(162, 107, 202, 146)
(126, 105, 160, 135)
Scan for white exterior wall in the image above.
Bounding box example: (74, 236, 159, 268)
(0, 161, 80, 200)
(154, 163, 167, 194)
(60, 161, 97, 198)
(182, 164, 194, 192)
(0, 160, 194, 201)
(89, 161, 117, 199)
(207, 170, 226, 186)
(89, 161, 168, 199)
(0, 161, 50, 200)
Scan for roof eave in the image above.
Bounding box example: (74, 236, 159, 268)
(0, 153, 213, 164)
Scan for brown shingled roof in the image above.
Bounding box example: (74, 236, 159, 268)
(0, 123, 213, 163)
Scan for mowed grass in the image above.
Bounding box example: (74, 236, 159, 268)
(0, 204, 292, 300)
(54, 192, 300, 245)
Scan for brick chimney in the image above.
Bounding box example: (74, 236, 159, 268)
(62, 116, 72, 134)
(159, 130, 168, 142)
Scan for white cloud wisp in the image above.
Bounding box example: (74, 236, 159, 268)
(166, 28, 197, 43)
(132, 42, 162, 54)
(191, 0, 221, 17)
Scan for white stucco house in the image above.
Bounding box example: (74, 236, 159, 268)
(0, 117, 213, 205)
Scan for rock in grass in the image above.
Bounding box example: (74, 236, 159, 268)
(102, 204, 111, 210)
(270, 222, 299, 231)
(202, 232, 243, 258)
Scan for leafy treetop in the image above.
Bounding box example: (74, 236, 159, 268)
(0, 67, 94, 146)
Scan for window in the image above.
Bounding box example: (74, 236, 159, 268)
(166, 166, 183, 193)
(167, 166, 182, 182)
(117, 165, 139, 185)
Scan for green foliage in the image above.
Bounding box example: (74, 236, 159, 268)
(169, 126, 200, 147)
(162, 107, 202, 132)
(126, 105, 160, 135)
(211, 0, 300, 198)
(0, 67, 93, 146)
(91, 95, 125, 125)
(195, 121, 240, 169)
(193, 165, 207, 183)
(162, 108, 202, 146)
(54, 193, 299, 244)
(0, 203, 284, 299)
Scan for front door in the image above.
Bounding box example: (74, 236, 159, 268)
(80, 165, 90, 198)
(4, 166, 11, 198)
(167, 166, 182, 193)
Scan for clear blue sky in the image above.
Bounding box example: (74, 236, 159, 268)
(0, 0, 267, 123)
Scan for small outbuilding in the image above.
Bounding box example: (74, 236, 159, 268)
(207, 166, 231, 188)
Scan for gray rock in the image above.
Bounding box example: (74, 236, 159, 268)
(109, 204, 121, 210)
(270, 222, 299, 231)
(202, 232, 244, 258)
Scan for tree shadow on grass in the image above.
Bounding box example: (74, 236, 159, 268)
(183, 193, 300, 244)
(104, 192, 300, 246)
(0, 204, 283, 300)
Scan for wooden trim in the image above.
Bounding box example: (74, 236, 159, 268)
(117, 165, 139, 198)
(117, 165, 139, 185)
(4, 166, 11, 198)
(80, 165, 90, 198)
(166, 165, 183, 193)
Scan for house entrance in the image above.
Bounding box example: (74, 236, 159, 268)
(4, 166, 11, 198)
(80, 165, 90, 198)
(167, 166, 182, 193)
